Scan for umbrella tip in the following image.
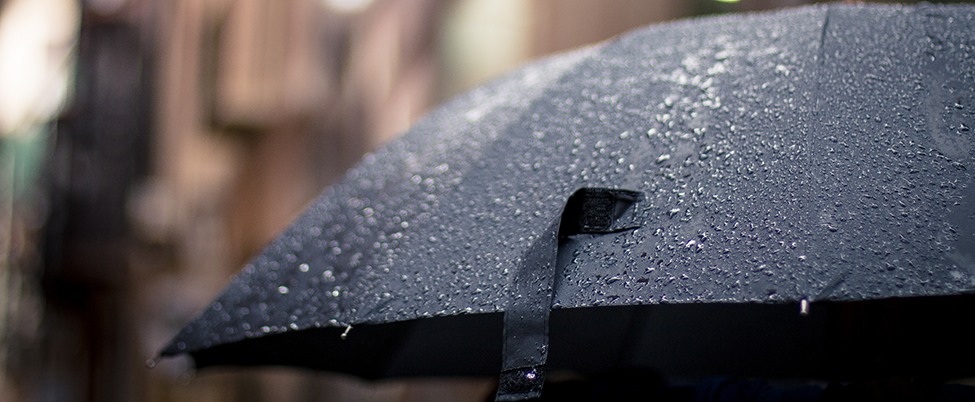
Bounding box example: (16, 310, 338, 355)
(340, 324, 352, 340)
(799, 299, 810, 316)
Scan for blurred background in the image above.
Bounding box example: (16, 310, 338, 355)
(0, 0, 968, 401)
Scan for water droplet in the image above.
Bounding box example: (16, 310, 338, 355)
(178, 371, 193, 385)
(299, 263, 309, 272)
(278, 286, 289, 294)
(656, 154, 672, 164)
(664, 94, 677, 108)
(146, 358, 158, 368)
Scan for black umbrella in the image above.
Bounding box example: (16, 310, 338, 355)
(160, 4, 975, 401)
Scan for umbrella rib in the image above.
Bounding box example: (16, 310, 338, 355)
(818, 4, 832, 66)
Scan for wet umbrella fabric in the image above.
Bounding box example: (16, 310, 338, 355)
(161, 4, 975, 400)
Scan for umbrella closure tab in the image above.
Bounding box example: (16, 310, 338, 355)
(497, 188, 642, 401)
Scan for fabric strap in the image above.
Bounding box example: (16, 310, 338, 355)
(496, 188, 642, 401)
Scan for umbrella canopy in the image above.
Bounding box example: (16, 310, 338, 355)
(161, 3, 975, 400)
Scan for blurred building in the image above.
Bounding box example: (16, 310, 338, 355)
(0, 0, 841, 401)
